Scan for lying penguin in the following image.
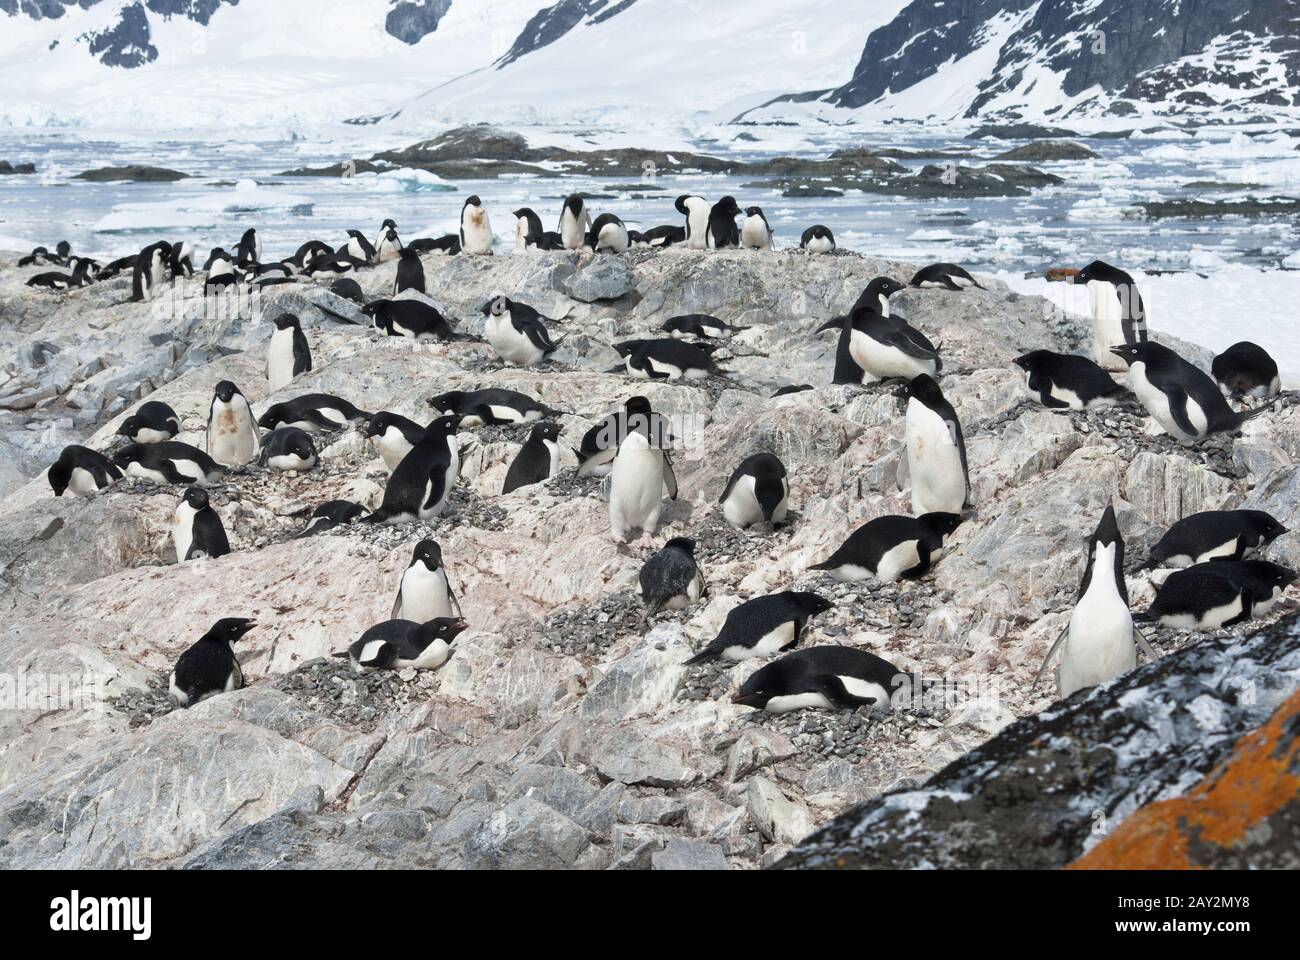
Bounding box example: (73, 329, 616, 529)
(338, 617, 469, 673)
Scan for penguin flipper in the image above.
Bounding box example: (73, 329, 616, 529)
(1162, 387, 1201, 439)
(815, 674, 879, 710)
(448, 577, 464, 620)
(158, 459, 196, 485)
(1031, 622, 1070, 693)
(663, 453, 679, 500)
(1134, 625, 1158, 661)
(391, 589, 403, 620)
(302, 408, 342, 431)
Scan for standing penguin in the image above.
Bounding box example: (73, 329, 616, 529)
(459, 195, 494, 255)
(502, 422, 562, 494)
(558, 195, 592, 250)
(374, 220, 403, 262)
(170, 240, 195, 277)
(363, 415, 462, 525)
(1037, 505, 1150, 698)
(48, 445, 121, 497)
(676, 194, 710, 249)
(1211, 341, 1280, 399)
(718, 453, 789, 530)
(639, 537, 707, 616)
(1110, 342, 1267, 441)
(608, 396, 677, 543)
(131, 240, 173, 302)
(169, 618, 256, 706)
(1074, 260, 1147, 370)
(393, 247, 426, 295)
(481, 295, 562, 366)
(705, 196, 741, 249)
(267, 312, 311, 390)
(172, 486, 231, 562)
(206, 380, 260, 468)
(684, 591, 834, 664)
(234, 229, 261, 268)
(799, 226, 835, 254)
(904, 374, 969, 516)
(392, 539, 462, 621)
(586, 213, 630, 254)
(740, 206, 773, 250)
(342, 229, 376, 265)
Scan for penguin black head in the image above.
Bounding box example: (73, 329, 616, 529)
(290, 433, 317, 460)
(744, 206, 764, 218)
(330, 277, 365, 304)
(465, 194, 482, 208)
(117, 415, 141, 438)
(867, 276, 906, 300)
(182, 486, 210, 511)
(716, 195, 741, 216)
(346, 229, 365, 240)
(426, 390, 462, 413)
(1074, 260, 1126, 285)
(420, 616, 469, 644)
(787, 590, 834, 617)
(563, 194, 584, 215)
(1109, 343, 1154, 367)
(271, 312, 301, 331)
(381, 218, 397, 231)
(202, 617, 256, 645)
(411, 539, 443, 570)
(1245, 511, 1288, 543)
(398, 246, 417, 260)
(919, 512, 964, 539)
(1093, 504, 1123, 548)
(1013, 350, 1049, 371)
(906, 373, 946, 406)
(56, 240, 71, 258)
(1228, 559, 1297, 591)
(481, 295, 510, 317)
(530, 422, 561, 444)
(363, 411, 398, 439)
(665, 536, 697, 556)
(428, 414, 462, 436)
(47, 457, 71, 497)
(213, 380, 241, 404)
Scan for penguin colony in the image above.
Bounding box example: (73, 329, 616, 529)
(23, 193, 1293, 713)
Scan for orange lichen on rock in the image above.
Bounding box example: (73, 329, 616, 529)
(1069, 690, 1300, 869)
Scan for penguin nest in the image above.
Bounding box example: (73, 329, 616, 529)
(275, 655, 442, 731)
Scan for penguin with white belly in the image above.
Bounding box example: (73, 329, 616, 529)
(608, 396, 677, 543)
(904, 374, 969, 516)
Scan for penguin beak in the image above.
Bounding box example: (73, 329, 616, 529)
(1108, 346, 1127, 359)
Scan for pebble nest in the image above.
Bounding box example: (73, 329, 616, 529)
(753, 701, 948, 762)
(688, 508, 801, 565)
(108, 670, 177, 728)
(532, 588, 646, 659)
(275, 655, 441, 730)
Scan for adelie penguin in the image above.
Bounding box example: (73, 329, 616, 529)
(203, 248, 238, 295)
(459, 195, 494, 255)
(514, 207, 564, 252)
(910, 262, 984, 291)
(502, 422, 562, 494)
(392, 539, 462, 621)
(259, 427, 318, 472)
(1147, 509, 1287, 568)
(296, 499, 368, 537)
(481, 295, 563, 366)
(234, 228, 261, 268)
(169, 617, 256, 706)
(732, 646, 907, 713)
(558, 195, 592, 251)
(363, 415, 462, 525)
(48, 445, 121, 497)
(609, 396, 677, 543)
(586, 213, 630, 254)
(293, 240, 334, 272)
(739, 206, 772, 250)
(1182, 559, 1295, 617)
(365, 411, 428, 470)
(267, 312, 311, 391)
(810, 512, 963, 583)
(660, 314, 749, 340)
(719, 453, 789, 530)
(114, 441, 224, 485)
(1035, 505, 1151, 698)
(684, 591, 833, 664)
(1136, 566, 1263, 630)
(170, 240, 195, 278)
(172, 486, 230, 563)
(206, 380, 260, 468)
(706, 196, 741, 249)
(342, 229, 376, 265)
(339, 617, 468, 674)
(374, 220, 402, 262)
(1110, 342, 1268, 442)
(428, 388, 561, 427)
(614, 338, 723, 381)
(676, 194, 710, 249)
(131, 240, 173, 302)
(26, 260, 94, 289)
(639, 537, 706, 617)
(904, 374, 969, 516)
(630, 225, 684, 247)
(258, 394, 371, 433)
(1014, 350, 1125, 410)
(1074, 260, 1147, 371)
(1212, 341, 1280, 399)
(364, 298, 457, 341)
(820, 293, 940, 384)
(574, 402, 670, 478)
(392, 247, 426, 295)
(799, 225, 835, 254)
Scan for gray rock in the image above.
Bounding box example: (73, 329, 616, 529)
(463, 798, 590, 869)
(651, 838, 730, 870)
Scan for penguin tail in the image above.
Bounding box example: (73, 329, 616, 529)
(331, 651, 350, 659)
(358, 510, 388, 525)
(1131, 609, 1156, 624)
(1238, 399, 1276, 423)
(807, 560, 833, 571)
(683, 649, 715, 666)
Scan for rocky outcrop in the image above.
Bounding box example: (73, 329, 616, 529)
(0, 245, 1295, 869)
(384, 0, 452, 45)
(74, 165, 191, 182)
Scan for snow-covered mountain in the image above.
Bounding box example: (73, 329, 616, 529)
(761, 0, 1300, 123)
(2, 0, 1297, 131)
